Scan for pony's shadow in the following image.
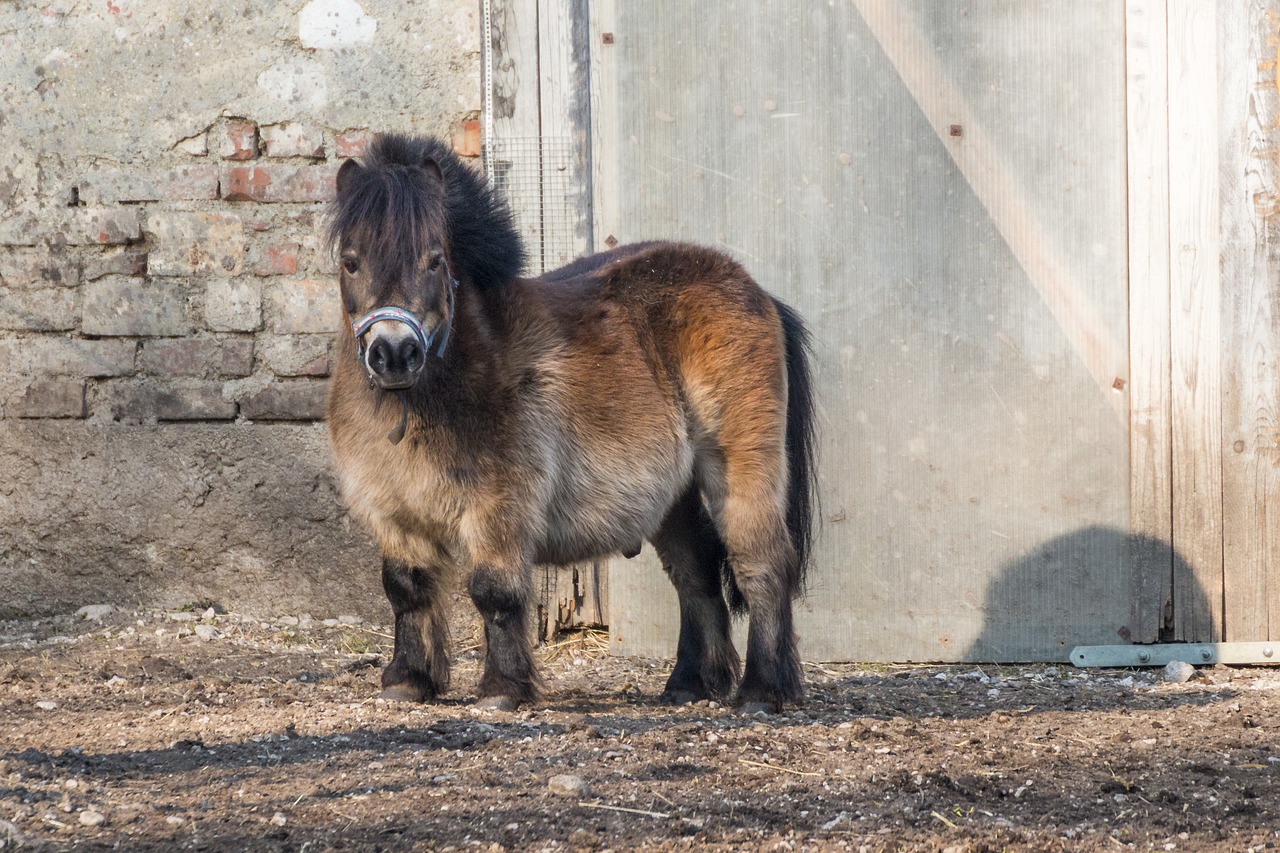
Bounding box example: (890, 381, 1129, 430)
(963, 525, 1209, 662)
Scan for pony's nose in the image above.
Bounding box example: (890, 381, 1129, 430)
(366, 332, 424, 389)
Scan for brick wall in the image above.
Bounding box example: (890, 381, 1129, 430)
(0, 0, 483, 618)
(0, 121, 372, 426)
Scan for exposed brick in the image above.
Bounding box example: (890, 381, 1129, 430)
(84, 249, 147, 281)
(0, 288, 77, 331)
(261, 122, 325, 159)
(139, 337, 254, 378)
(82, 279, 190, 337)
(203, 279, 262, 332)
(268, 279, 340, 333)
(253, 242, 300, 277)
(63, 208, 141, 245)
(175, 131, 209, 157)
(106, 382, 237, 422)
(11, 379, 86, 419)
(76, 164, 220, 204)
(0, 247, 80, 288)
(238, 381, 327, 421)
(0, 338, 136, 377)
(259, 335, 331, 377)
(452, 119, 482, 158)
(221, 338, 255, 376)
(223, 165, 338, 203)
(335, 131, 372, 159)
(219, 121, 259, 161)
(148, 212, 244, 276)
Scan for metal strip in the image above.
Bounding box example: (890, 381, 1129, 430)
(1071, 642, 1280, 668)
(481, 0, 495, 184)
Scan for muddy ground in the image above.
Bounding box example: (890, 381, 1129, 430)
(2, 605, 1279, 852)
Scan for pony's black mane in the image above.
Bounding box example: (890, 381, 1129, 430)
(328, 134, 525, 290)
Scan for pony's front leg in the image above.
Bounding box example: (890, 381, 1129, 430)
(467, 563, 539, 711)
(380, 558, 451, 702)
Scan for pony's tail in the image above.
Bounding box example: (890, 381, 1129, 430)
(718, 296, 818, 614)
(774, 297, 818, 595)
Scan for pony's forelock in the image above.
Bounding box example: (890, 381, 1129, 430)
(328, 134, 525, 289)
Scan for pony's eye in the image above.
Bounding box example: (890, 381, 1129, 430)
(428, 254, 443, 272)
(342, 256, 360, 275)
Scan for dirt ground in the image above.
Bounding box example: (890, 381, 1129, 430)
(2, 605, 1280, 852)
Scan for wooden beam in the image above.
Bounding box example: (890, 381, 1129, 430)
(1166, 0, 1223, 642)
(853, 0, 1129, 423)
(1219, 0, 1280, 642)
(1125, 0, 1174, 642)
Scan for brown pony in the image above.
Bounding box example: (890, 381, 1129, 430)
(326, 134, 817, 713)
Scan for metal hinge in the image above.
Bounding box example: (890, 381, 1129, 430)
(1070, 642, 1280, 668)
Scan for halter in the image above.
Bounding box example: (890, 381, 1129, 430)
(350, 272, 459, 362)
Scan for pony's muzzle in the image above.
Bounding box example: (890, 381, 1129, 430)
(363, 321, 426, 390)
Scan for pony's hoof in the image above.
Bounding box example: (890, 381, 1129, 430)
(659, 689, 701, 706)
(474, 695, 519, 712)
(379, 683, 426, 702)
(735, 700, 780, 716)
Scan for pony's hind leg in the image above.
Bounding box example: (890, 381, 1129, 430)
(650, 486, 741, 704)
(705, 431, 804, 713)
(380, 558, 451, 701)
(467, 563, 539, 710)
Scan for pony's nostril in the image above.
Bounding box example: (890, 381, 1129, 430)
(398, 338, 423, 372)
(367, 338, 392, 375)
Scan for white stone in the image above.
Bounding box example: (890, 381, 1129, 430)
(76, 604, 115, 621)
(299, 0, 377, 50)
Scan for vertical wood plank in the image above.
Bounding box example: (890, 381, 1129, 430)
(587, 0, 619, 254)
(1167, 0, 1224, 641)
(489, 0, 545, 266)
(537, 0, 593, 265)
(1125, 0, 1174, 643)
(1219, 0, 1280, 641)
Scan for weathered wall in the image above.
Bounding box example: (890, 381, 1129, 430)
(0, 0, 482, 618)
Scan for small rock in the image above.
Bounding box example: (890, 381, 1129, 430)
(78, 808, 105, 827)
(36, 700, 58, 711)
(270, 812, 287, 827)
(547, 774, 590, 798)
(76, 604, 115, 622)
(165, 815, 184, 827)
(277, 615, 299, 627)
(193, 624, 220, 641)
(167, 611, 195, 622)
(337, 614, 362, 625)
(1164, 660, 1196, 683)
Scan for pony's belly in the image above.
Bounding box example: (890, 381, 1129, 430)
(537, 442, 693, 565)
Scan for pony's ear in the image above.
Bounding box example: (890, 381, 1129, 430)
(336, 159, 363, 196)
(420, 157, 444, 184)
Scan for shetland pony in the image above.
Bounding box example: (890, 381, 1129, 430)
(326, 134, 817, 713)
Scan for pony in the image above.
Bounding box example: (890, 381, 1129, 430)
(326, 133, 817, 713)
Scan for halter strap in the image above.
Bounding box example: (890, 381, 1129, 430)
(350, 275, 459, 360)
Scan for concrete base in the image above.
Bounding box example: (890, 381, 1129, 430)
(0, 421, 385, 620)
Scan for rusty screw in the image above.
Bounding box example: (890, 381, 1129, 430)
(602, 32, 614, 45)
(949, 124, 963, 137)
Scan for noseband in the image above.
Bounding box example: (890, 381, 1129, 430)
(350, 272, 459, 362)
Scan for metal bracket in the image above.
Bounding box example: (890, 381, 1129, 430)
(1070, 642, 1280, 668)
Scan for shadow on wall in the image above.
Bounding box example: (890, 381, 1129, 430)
(963, 525, 1206, 663)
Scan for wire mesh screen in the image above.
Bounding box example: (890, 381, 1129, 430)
(487, 137, 579, 275)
